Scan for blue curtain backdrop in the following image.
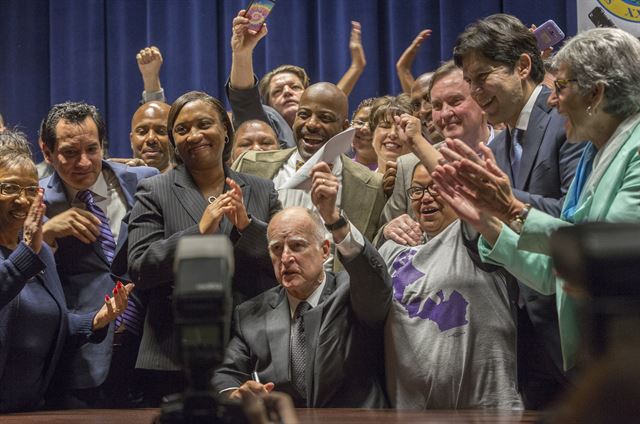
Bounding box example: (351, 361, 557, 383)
(0, 0, 576, 160)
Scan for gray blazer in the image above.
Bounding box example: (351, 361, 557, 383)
(212, 241, 391, 408)
(127, 165, 281, 371)
(374, 153, 420, 246)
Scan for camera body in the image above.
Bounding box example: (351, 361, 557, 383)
(158, 235, 245, 424)
(550, 223, 640, 359)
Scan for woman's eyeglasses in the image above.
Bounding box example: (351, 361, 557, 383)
(0, 182, 39, 198)
(406, 184, 438, 200)
(553, 78, 578, 93)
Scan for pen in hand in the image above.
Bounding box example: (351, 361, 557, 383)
(252, 359, 261, 384)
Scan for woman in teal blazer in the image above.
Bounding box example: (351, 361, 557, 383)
(429, 28, 640, 372)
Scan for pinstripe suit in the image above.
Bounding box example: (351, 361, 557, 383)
(127, 164, 281, 371)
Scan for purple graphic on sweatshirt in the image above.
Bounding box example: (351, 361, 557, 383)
(391, 249, 469, 331)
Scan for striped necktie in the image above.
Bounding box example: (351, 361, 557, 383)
(77, 189, 143, 337)
(77, 190, 116, 263)
(295, 160, 305, 171)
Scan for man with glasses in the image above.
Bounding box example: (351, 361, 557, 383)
(452, 14, 585, 409)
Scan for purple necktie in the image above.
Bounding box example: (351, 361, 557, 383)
(76, 190, 116, 263)
(77, 190, 142, 337)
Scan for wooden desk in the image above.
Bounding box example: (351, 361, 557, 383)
(2, 408, 541, 423)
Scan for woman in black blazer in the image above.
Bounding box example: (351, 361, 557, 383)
(0, 145, 129, 412)
(127, 91, 281, 405)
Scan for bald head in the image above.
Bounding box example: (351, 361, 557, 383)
(131, 101, 170, 128)
(303, 83, 348, 120)
(130, 101, 172, 172)
(292, 82, 350, 160)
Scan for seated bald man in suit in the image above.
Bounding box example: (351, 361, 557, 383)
(233, 82, 386, 258)
(212, 163, 391, 408)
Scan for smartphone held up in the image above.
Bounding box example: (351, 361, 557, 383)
(533, 20, 565, 51)
(245, 0, 276, 33)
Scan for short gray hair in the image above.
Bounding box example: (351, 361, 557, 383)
(0, 145, 37, 176)
(0, 129, 32, 157)
(268, 207, 327, 245)
(552, 28, 640, 118)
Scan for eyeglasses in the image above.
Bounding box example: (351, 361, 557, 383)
(0, 182, 39, 198)
(553, 78, 578, 93)
(406, 184, 438, 200)
(351, 119, 369, 129)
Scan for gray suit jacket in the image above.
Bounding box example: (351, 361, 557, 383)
(212, 240, 391, 408)
(374, 153, 421, 246)
(127, 165, 281, 371)
(232, 148, 386, 244)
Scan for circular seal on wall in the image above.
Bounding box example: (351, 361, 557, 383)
(598, 0, 640, 23)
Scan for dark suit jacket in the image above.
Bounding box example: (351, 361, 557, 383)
(127, 165, 281, 371)
(0, 243, 105, 412)
(490, 87, 584, 382)
(40, 160, 158, 389)
(212, 241, 392, 408)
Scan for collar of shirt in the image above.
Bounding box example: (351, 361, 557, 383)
(513, 84, 543, 132)
(66, 171, 109, 202)
(286, 273, 327, 319)
(487, 125, 495, 144)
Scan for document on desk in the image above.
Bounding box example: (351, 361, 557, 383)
(280, 127, 355, 190)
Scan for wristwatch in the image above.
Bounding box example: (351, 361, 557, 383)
(324, 210, 349, 231)
(508, 204, 531, 235)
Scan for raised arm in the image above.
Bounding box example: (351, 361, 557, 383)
(137, 46, 165, 103)
(336, 21, 366, 96)
(310, 162, 391, 327)
(230, 9, 268, 90)
(396, 29, 432, 94)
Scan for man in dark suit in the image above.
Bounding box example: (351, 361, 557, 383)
(452, 14, 585, 409)
(213, 162, 391, 408)
(39, 102, 158, 407)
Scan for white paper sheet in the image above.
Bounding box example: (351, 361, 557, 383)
(280, 127, 355, 190)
